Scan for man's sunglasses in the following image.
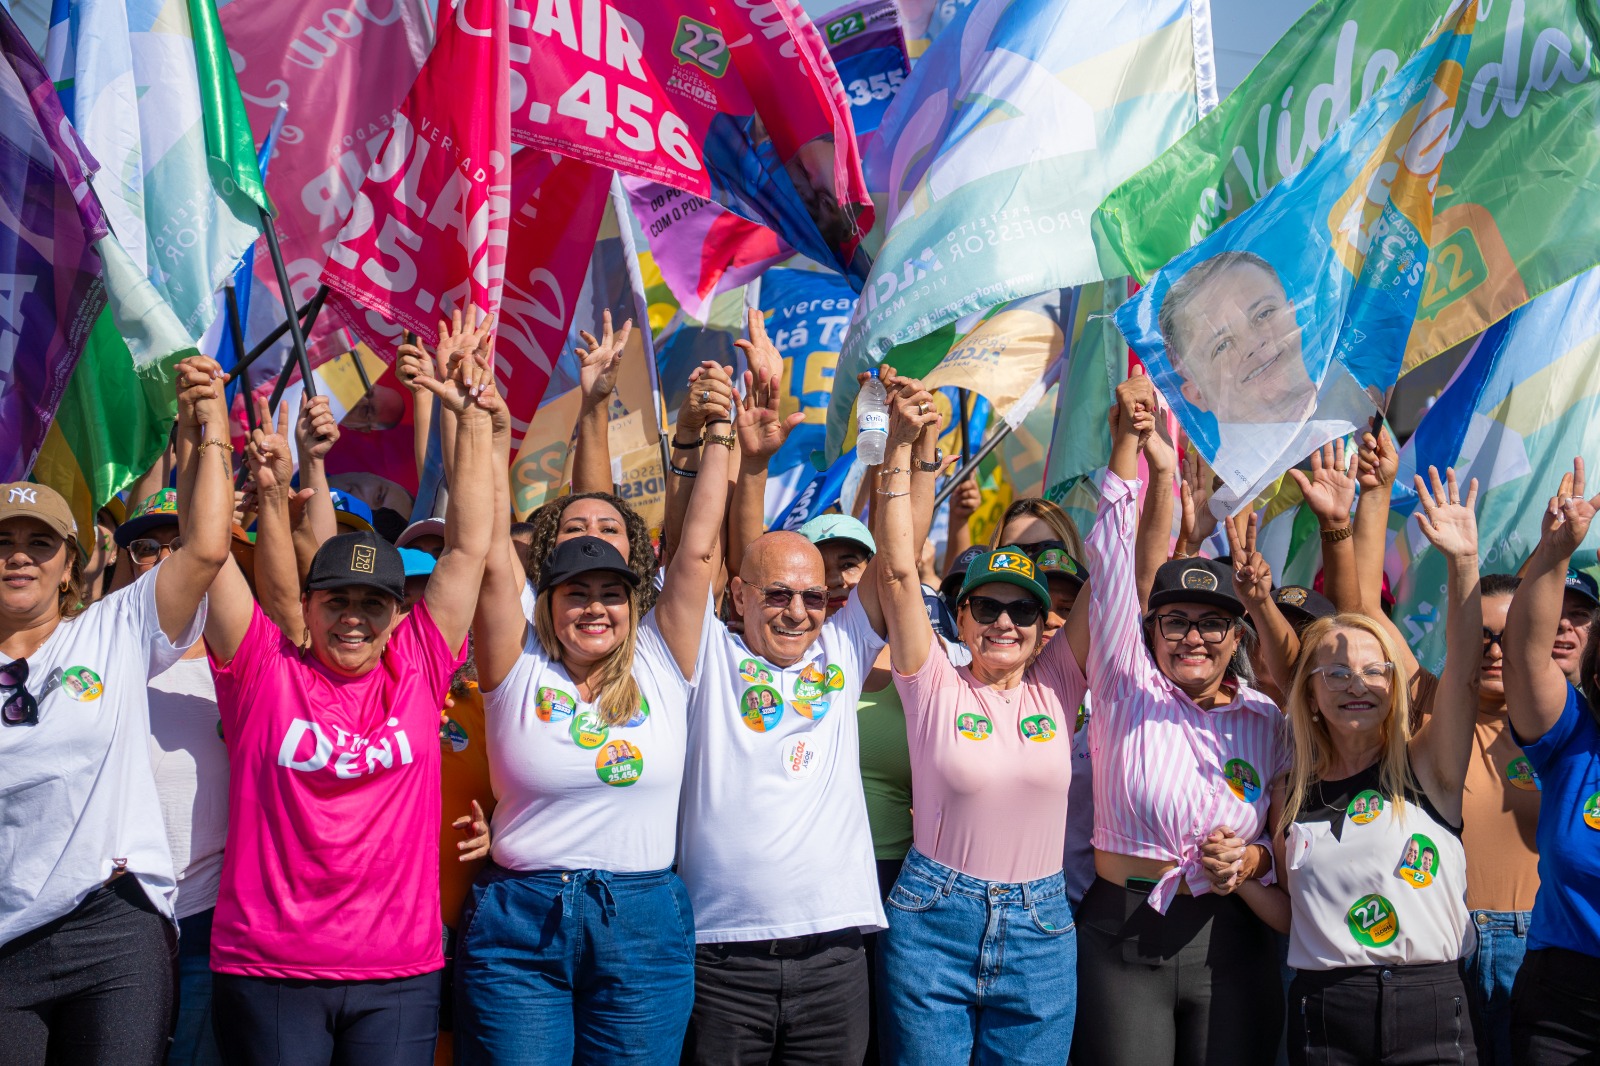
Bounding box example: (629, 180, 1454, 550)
(758, 585, 829, 612)
(963, 595, 1044, 627)
(126, 536, 182, 565)
(1, 658, 37, 727)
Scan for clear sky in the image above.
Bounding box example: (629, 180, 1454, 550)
(799, 0, 1319, 98)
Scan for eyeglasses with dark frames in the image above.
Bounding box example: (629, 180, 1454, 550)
(1152, 613, 1236, 645)
(759, 585, 829, 612)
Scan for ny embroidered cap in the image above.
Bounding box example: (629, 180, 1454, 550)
(537, 536, 640, 593)
(327, 490, 376, 534)
(957, 548, 1050, 609)
(1564, 568, 1599, 610)
(1148, 557, 1243, 616)
(306, 531, 406, 602)
(0, 482, 78, 542)
(113, 488, 180, 546)
(796, 514, 876, 556)
(1272, 584, 1336, 630)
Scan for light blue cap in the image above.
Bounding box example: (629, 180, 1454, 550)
(398, 547, 436, 578)
(796, 513, 876, 555)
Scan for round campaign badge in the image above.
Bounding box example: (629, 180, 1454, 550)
(595, 740, 644, 787)
(1584, 792, 1600, 831)
(570, 709, 609, 749)
(1075, 699, 1088, 734)
(1019, 714, 1057, 742)
(825, 664, 845, 692)
(739, 658, 774, 685)
(739, 685, 784, 733)
(781, 736, 821, 779)
(792, 698, 830, 721)
(1346, 893, 1400, 948)
(793, 663, 827, 701)
(1396, 833, 1439, 889)
(956, 711, 993, 741)
(1347, 790, 1386, 825)
(440, 718, 469, 753)
(61, 666, 103, 702)
(1223, 758, 1262, 803)
(1505, 757, 1541, 791)
(535, 686, 577, 723)
(623, 694, 651, 727)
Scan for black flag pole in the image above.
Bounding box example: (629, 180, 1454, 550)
(229, 285, 328, 382)
(224, 284, 256, 435)
(258, 207, 317, 399)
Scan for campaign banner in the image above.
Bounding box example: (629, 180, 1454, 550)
(824, 0, 1213, 458)
(321, 0, 510, 355)
(1095, 0, 1600, 377)
(922, 290, 1068, 423)
(757, 269, 857, 476)
(818, 0, 910, 137)
(1113, 0, 1476, 511)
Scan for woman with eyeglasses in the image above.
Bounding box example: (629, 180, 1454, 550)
(873, 385, 1086, 1064)
(1073, 369, 1290, 1066)
(0, 357, 234, 1064)
(1245, 468, 1483, 1064)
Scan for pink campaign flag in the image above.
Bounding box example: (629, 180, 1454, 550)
(495, 152, 611, 445)
(320, 0, 511, 354)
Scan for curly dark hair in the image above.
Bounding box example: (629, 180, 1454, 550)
(524, 492, 658, 613)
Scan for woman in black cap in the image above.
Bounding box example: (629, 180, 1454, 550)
(450, 357, 741, 1065)
(1073, 369, 1291, 1066)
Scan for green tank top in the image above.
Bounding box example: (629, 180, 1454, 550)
(857, 677, 913, 860)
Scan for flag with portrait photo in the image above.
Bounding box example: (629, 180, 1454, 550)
(1113, 0, 1477, 513)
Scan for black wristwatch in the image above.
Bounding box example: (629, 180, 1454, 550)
(915, 448, 944, 473)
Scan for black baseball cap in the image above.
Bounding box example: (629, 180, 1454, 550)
(1272, 585, 1337, 630)
(537, 536, 640, 593)
(1148, 557, 1243, 616)
(306, 531, 406, 602)
(941, 545, 988, 606)
(1565, 568, 1600, 610)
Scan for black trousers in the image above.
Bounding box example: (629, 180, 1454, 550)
(681, 927, 869, 1065)
(211, 971, 440, 1066)
(0, 875, 176, 1066)
(1510, 947, 1600, 1065)
(1289, 960, 1477, 1066)
(1073, 877, 1283, 1066)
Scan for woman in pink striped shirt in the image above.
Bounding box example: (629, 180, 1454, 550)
(1073, 370, 1290, 1066)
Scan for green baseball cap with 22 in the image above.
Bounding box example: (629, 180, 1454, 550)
(957, 548, 1050, 608)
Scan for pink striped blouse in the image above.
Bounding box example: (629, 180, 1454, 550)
(1085, 472, 1289, 913)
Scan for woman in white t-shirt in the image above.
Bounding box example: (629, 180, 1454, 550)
(0, 357, 235, 1063)
(451, 369, 739, 1065)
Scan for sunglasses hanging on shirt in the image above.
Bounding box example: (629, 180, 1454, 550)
(0, 658, 38, 727)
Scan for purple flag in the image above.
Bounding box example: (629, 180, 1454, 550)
(0, 8, 108, 483)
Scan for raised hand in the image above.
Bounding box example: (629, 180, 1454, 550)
(1539, 458, 1600, 559)
(734, 307, 783, 389)
(1224, 511, 1273, 609)
(175, 355, 229, 430)
(1114, 365, 1158, 439)
(1175, 444, 1219, 555)
(577, 309, 632, 410)
(1289, 439, 1356, 526)
(412, 314, 498, 417)
(949, 477, 982, 525)
(1356, 424, 1399, 491)
(247, 395, 295, 497)
(295, 394, 340, 465)
(736, 366, 804, 463)
(887, 378, 939, 449)
(680, 361, 735, 440)
(1413, 466, 1479, 559)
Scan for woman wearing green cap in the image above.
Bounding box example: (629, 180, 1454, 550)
(873, 379, 1087, 1065)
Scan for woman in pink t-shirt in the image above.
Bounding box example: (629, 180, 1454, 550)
(872, 382, 1088, 1065)
(200, 321, 498, 1066)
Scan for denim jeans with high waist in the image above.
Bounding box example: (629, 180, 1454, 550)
(1464, 909, 1530, 1066)
(169, 908, 223, 1066)
(452, 864, 696, 1066)
(877, 847, 1077, 1066)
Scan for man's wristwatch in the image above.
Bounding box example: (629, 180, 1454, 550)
(915, 448, 944, 474)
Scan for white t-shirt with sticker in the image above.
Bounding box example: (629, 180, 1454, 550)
(0, 566, 204, 942)
(148, 655, 229, 919)
(678, 592, 889, 943)
(484, 604, 698, 873)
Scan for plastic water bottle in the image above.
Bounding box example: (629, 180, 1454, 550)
(856, 368, 889, 465)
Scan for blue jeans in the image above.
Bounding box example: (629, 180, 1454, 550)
(877, 847, 1077, 1065)
(1464, 909, 1530, 1066)
(168, 908, 222, 1066)
(452, 864, 695, 1066)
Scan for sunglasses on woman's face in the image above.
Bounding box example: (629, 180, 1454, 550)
(963, 595, 1044, 627)
(0, 658, 37, 727)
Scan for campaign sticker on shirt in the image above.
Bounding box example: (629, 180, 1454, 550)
(570, 709, 609, 749)
(956, 711, 993, 741)
(1504, 757, 1541, 791)
(1584, 792, 1600, 831)
(739, 685, 784, 733)
(1020, 714, 1057, 742)
(739, 658, 775, 685)
(1346, 893, 1400, 947)
(623, 694, 651, 727)
(60, 666, 103, 702)
(1395, 833, 1438, 888)
(1075, 700, 1088, 733)
(793, 663, 827, 701)
(781, 735, 820, 779)
(595, 740, 643, 786)
(440, 718, 469, 752)
(1347, 790, 1386, 825)
(792, 698, 830, 721)
(536, 686, 577, 723)
(825, 664, 845, 692)
(1223, 758, 1262, 803)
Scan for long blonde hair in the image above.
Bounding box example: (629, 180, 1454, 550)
(534, 583, 643, 727)
(989, 497, 1085, 561)
(1278, 613, 1416, 836)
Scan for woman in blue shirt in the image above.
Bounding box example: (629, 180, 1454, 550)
(1502, 459, 1600, 1065)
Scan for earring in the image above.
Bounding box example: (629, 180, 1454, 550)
(58, 581, 70, 593)
(1312, 711, 1321, 721)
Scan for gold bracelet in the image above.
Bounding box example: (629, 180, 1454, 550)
(1320, 523, 1354, 544)
(198, 439, 235, 456)
(707, 430, 736, 450)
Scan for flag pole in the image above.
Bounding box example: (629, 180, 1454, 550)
(258, 207, 318, 399)
(231, 285, 328, 380)
(934, 421, 1016, 509)
(225, 283, 257, 434)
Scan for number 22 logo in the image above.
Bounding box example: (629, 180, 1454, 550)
(673, 17, 729, 78)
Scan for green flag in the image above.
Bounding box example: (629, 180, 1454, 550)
(1094, 0, 1600, 375)
(187, 0, 272, 217)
